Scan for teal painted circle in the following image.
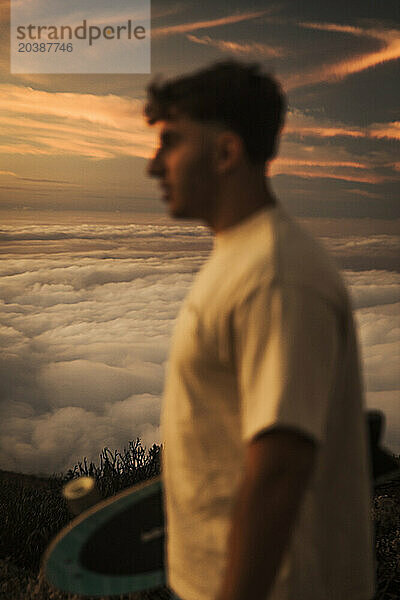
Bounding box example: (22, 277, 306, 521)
(45, 478, 165, 596)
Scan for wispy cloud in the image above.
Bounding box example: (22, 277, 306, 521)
(186, 34, 285, 58)
(369, 121, 400, 141)
(285, 110, 400, 142)
(274, 169, 389, 185)
(0, 170, 76, 186)
(275, 158, 370, 169)
(286, 123, 400, 141)
(271, 158, 390, 184)
(152, 10, 272, 38)
(273, 112, 399, 184)
(152, 3, 190, 21)
(286, 23, 400, 89)
(348, 188, 383, 200)
(0, 85, 142, 127)
(0, 84, 155, 160)
(285, 125, 365, 139)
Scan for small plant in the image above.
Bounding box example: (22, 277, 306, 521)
(61, 439, 162, 498)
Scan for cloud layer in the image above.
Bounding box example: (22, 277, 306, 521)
(0, 222, 211, 473)
(1, 221, 399, 474)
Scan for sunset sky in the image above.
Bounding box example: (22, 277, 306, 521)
(1, 0, 399, 217)
(1, 1, 399, 474)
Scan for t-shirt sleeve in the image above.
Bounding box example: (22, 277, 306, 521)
(235, 280, 340, 444)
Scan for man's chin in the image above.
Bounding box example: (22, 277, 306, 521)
(164, 195, 199, 220)
(168, 202, 191, 220)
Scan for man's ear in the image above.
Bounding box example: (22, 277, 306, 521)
(214, 131, 245, 174)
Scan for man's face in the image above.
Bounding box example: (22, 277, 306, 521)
(147, 115, 219, 220)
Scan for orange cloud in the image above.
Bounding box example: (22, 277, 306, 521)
(286, 23, 400, 90)
(286, 124, 400, 141)
(273, 168, 388, 185)
(0, 170, 17, 177)
(0, 84, 156, 160)
(271, 138, 397, 184)
(285, 110, 400, 142)
(349, 188, 384, 200)
(186, 34, 285, 58)
(275, 158, 370, 169)
(0, 169, 78, 186)
(0, 142, 51, 156)
(299, 22, 373, 36)
(0, 85, 143, 127)
(152, 10, 271, 38)
(369, 122, 400, 141)
(285, 125, 365, 139)
(6, 114, 151, 148)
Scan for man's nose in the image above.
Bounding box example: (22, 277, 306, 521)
(147, 149, 164, 178)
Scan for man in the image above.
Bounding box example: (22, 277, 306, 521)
(145, 61, 375, 600)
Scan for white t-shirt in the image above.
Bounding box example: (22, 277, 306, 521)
(162, 204, 375, 600)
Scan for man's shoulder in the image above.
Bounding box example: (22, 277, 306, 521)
(190, 205, 348, 315)
(226, 205, 347, 308)
(272, 206, 347, 309)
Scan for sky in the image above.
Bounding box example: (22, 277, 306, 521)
(0, 0, 399, 474)
(0, 0, 399, 217)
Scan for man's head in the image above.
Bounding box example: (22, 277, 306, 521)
(145, 60, 286, 222)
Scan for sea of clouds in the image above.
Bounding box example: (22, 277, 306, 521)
(0, 221, 399, 474)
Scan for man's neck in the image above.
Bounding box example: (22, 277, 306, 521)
(208, 175, 276, 234)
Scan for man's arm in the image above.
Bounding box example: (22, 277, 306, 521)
(215, 428, 316, 600)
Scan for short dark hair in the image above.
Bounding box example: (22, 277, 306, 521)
(144, 60, 286, 164)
